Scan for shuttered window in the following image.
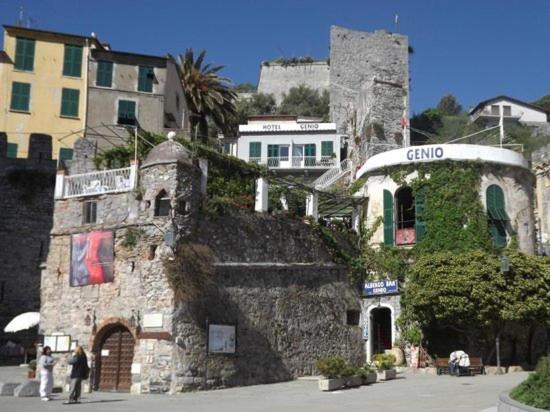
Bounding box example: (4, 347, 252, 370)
(486, 184, 508, 248)
(415, 187, 426, 242)
(383, 189, 394, 246)
(10, 82, 31, 112)
(117, 100, 136, 125)
(63, 44, 83, 77)
(59, 148, 74, 161)
(6, 143, 18, 158)
(267, 144, 279, 158)
(321, 141, 334, 157)
(14, 37, 35, 71)
(138, 66, 154, 92)
(249, 142, 261, 158)
(60, 88, 79, 117)
(96, 60, 113, 87)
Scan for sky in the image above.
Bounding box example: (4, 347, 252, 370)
(1, 0, 549, 114)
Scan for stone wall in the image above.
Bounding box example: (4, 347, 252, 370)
(0, 133, 55, 356)
(257, 61, 330, 105)
(329, 26, 409, 160)
(533, 144, 550, 255)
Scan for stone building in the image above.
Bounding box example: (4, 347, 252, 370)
(352, 143, 536, 361)
(40, 137, 363, 393)
(533, 143, 550, 255)
(0, 132, 55, 351)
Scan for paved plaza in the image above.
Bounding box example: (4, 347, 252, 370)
(0, 370, 528, 412)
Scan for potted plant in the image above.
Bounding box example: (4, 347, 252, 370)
(357, 364, 377, 385)
(316, 356, 346, 391)
(374, 353, 397, 381)
(27, 360, 37, 379)
(342, 367, 362, 388)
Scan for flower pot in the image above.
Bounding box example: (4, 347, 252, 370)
(377, 369, 396, 381)
(27, 370, 36, 379)
(363, 372, 377, 385)
(390, 347, 405, 366)
(345, 376, 362, 388)
(318, 377, 345, 391)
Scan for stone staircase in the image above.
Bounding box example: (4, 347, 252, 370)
(312, 158, 352, 190)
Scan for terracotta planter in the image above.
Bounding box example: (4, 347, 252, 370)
(390, 347, 405, 366)
(345, 376, 362, 388)
(363, 372, 377, 385)
(377, 369, 396, 381)
(318, 377, 345, 391)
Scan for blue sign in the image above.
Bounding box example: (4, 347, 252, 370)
(363, 280, 398, 296)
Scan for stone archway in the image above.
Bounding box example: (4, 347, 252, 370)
(92, 323, 135, 392)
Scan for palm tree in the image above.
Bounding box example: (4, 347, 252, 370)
(177, 49, 237, 143)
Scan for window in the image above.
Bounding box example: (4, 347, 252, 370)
(83, 201, 97, 224)
(96, 60, 113, 87)
(6, 143, 18, 158)
(346, 310, 360, 326)
(59, 148, 74, 161)
(60, 88, 80, 117)
(63, 44, 83, 77)
(503, 105, 512, 117)
(10, 82, 31, 112)
(249, 142, 261, 159)
(268, 144, 279, 166)
(14, 37, 35, 71)
(321, 141, 334, 157)
(138, 66, 154, 92)
(279, 145, 289, 159)
(304, 144, 316, 166)
(155, 190, 170, 217)
(117, 100, 136, 125)
(486, 185, 509, 248)
(490, 105, 500, 115)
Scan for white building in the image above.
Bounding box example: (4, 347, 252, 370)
(237, 115, 343, 176)
(469, 95, 549, 126)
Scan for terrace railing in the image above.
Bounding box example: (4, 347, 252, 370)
(56, 165, 137, 199)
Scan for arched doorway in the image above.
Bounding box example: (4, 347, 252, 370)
(371, 307, 392, 356)
(94, 324, 135, 392)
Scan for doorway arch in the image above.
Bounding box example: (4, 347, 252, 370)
(93, 323, 135, 392)
(365, 304, 395, 362)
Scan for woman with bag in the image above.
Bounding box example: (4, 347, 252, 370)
(65, 346, 89, 404)
(38, 346, 55, 401)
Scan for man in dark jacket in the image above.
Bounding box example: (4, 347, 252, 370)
(65, 346, 89, 404)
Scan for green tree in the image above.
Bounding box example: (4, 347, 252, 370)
(233, 83, 257, 93)
(436, 94, 463, 116)
(222, 93, 277, 136)
(532, 94, 550, 111)
(278, 85, 330, 120)
(177, 49, 237, 143)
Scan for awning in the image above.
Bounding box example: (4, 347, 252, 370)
(488, 206, 510, 221)
(3, 312, 40, 333)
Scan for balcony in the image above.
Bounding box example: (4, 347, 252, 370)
(56, 165, 137, 199)
(251, 156, 337, 169)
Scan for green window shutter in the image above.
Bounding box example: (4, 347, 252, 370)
(10, 82, 31, 111)
(321, 141, 333, 157)
(117, 100, 136, 125)
(267, 144, 279, 157)
(249, 142, 261, 158)
(60, 88, 79, 117)
(486, 185, 508, 248)
(305, 144, 316, 157)
(6, 143, 18, 158)
(489, 220, 507, 248)
(59, 148, 74, 161)
(63, 44, 83, 77)
(138, 66, 154, 92)
(96, 60, 113, 87)
(15, 37, 35, 71)
(383, 189, 394, 246)
(415, 187, 427, 242)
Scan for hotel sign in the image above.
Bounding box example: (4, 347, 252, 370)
(406, 146, 444, 161)
(363, 280, 398, 296)
(239, 122, 336, 133)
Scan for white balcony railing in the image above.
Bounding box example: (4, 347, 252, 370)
(57, 165, 137, 199)
(252, 156, 337, 169)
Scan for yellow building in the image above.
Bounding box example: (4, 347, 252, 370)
(0, 25, 103, 159)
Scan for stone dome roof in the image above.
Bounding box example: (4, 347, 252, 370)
(141, 139, 192, 168)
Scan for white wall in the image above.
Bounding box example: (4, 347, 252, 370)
(473, 99, 547, 123)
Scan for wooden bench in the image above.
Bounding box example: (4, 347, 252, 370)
(435, 357, 450, 375)
(467, 357, 485, 375)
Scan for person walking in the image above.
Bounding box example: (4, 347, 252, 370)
(38, 346, 55, 401)
(65, 346, 89, 404)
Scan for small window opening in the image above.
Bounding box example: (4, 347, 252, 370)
(346, 310, 360, 326)
(155, 190, 170, 217)
(83, 201, 97, 224)
(147, 245, 157, 260)
(395, 187, 416, 246)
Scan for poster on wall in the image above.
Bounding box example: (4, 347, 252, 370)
(43, 335, 71, 352)
(208, 324, 236, 354)
(70, 231, 114, 286)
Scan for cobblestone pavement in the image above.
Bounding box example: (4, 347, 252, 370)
(0, 371, 528, 412)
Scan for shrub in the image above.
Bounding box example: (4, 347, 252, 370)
(373, 353, 396, 371)
(510, 357, 550, 410)
(316, 356, 346, 379)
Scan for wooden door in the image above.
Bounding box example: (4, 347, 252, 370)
(97, 325, 134, 392)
